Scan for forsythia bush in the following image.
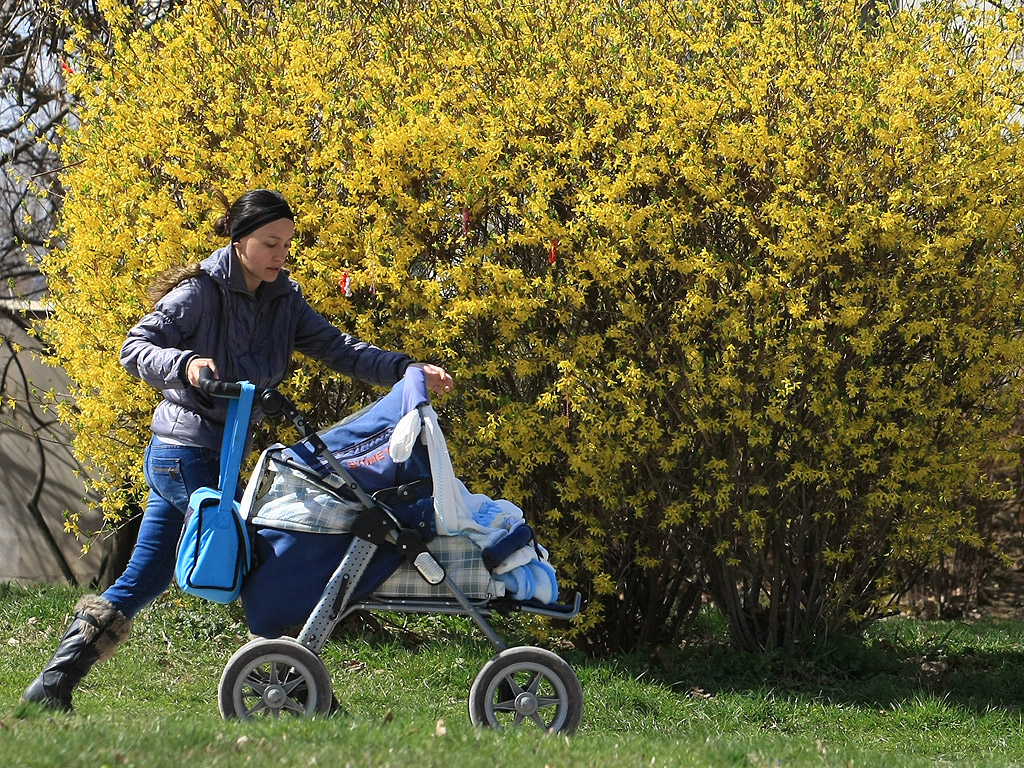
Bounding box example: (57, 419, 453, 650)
(44, 0, 1024, 650)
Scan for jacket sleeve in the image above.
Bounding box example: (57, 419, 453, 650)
(120, 281, 201, 390)
(291, 290, 411, 387)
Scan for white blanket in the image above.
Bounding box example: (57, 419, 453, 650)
(389, 404, 557, 603)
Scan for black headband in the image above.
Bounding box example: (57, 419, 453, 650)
(229, 202, 294, 242)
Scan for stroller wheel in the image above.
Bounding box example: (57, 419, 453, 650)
(218, 638, 334, 720)
(468, 646, 583, 735)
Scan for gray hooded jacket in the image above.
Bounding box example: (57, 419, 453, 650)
(120, 245, 411, 451)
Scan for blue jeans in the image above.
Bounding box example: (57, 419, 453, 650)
(102, 437, 221, 618)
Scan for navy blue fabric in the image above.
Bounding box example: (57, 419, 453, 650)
(241, 530, 398, 636)
(283, 366, 431, 492)
(481, 524, 535, 571)
(242, 496, 435, 636)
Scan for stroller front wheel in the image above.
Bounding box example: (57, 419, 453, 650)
(468, 646, 583, 735)
(218, 638, 334, 719)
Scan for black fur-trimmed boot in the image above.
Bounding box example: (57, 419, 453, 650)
(21, 595, 133, 712)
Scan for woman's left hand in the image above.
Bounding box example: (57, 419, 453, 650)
(413, 363, 455, 395)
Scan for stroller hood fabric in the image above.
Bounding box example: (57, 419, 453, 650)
(282, 366, 432, 493)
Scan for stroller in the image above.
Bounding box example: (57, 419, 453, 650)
(195, 367, 583, 733)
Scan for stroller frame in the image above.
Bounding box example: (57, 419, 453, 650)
(198, 372, 584, 733)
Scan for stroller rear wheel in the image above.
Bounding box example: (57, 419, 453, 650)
(218, 638, 334, 719)
(468, 646, 583, 735)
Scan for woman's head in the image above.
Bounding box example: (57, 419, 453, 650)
(215, 190, 295, 292)
(214, 189, 294, 243)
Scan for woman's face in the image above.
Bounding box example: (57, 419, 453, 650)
(234, 217, 295, 292)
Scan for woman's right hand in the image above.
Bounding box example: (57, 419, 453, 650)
(186, 356, 218, 387)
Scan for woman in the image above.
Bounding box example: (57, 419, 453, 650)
(22, 189, 454, 712)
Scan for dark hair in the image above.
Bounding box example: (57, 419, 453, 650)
(213, 189, 294, 242)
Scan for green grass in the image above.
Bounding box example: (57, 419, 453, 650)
(2, 582, 1023, 767)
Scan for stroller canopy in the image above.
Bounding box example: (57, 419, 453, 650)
(282, 366, 432, 494)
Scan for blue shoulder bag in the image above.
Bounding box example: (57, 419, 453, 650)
(174, 382, 255, 603)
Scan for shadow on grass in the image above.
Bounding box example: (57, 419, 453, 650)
(316, 600, 1024, 725)
(608, 617, 1024, 717)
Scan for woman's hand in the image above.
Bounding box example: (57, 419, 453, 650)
(412, 363, 455, 395)
(186, 356, 218, 387)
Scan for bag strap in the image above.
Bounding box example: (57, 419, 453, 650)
(217, 381, 256, 512)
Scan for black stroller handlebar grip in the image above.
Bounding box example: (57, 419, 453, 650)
(197, 366, 243, 399)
